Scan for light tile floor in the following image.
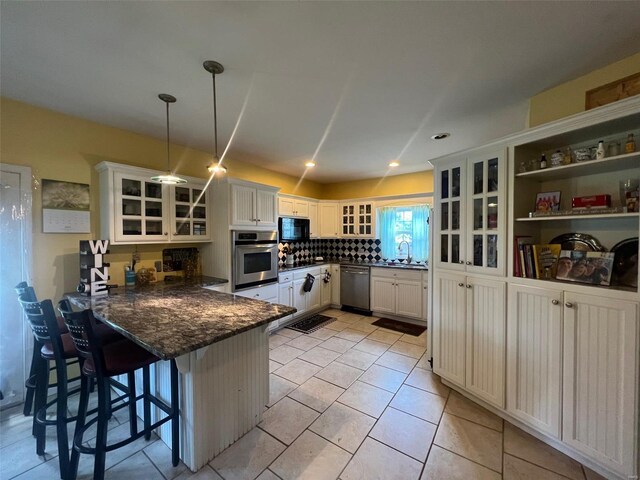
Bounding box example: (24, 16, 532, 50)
(0, 308, 610, 480)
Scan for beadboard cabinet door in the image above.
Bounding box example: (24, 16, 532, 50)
(465, 276, 506, 408)
(562, 292, 638, 478)
(255, 189, 277, 227)
(371, 277, 396, 315)
(396, 279, 423, 320)
(507, 284, 562, 438)
(231, 184, 257, 226)
(433, 271, 467, 388)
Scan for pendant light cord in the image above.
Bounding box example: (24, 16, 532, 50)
(212, 72, 218, 160)
(166, 101, 171, 171)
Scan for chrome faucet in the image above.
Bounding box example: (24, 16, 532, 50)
(398, 240, 412, 264)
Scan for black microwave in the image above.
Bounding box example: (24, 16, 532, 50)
(278, 217, 310, 242)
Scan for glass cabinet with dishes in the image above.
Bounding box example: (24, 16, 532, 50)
(433, 149, 506, 276)
(114, 171, 170, 243)
(170, 185, 210, 241)
(96, 162, 212, 245)
(340, 201, 375, 237)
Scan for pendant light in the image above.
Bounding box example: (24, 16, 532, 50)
(151, 93, 187, 184)
(204, 60, 227, 174)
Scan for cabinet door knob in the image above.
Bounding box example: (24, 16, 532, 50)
(565, 302, 574, 308)
(466, 261, 472, 265)
(459, 261, 464, 264)
(551, 299, 559, 305)
(466, 284, 472, 288)
(164, 232, 168, 235)
(257, 219, 261, 222)
(458, 282, 464, 287)
(423, 286, 427, 290)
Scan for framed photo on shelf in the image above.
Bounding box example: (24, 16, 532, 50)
(556, 250, 615, 286)
(535, 191, 561, 212)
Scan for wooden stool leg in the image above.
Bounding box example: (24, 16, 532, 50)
(69, 375, 90, 480)
(55, 359, 70, 480)
(143, 366, 151, 441)
(93, 378, 110, 480)
(33, 357, 48, 455)
(170, 359, 179, 467)
(127, 372, 138, 437)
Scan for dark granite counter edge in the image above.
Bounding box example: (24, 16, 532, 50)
(112, 304, 296, 360)
(279, 261, 428, 272)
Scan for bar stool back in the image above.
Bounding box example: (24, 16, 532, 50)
(58, 302, 180, 480)
(17, 292, 78, 480)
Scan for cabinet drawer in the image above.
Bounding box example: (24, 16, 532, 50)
(370, 267, 422, 282)
(293, 267, 322, 280)
(235, 283, 278, 301)
(278, 272, 294, 283)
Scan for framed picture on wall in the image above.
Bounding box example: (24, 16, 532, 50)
(42, 179, 90, 233)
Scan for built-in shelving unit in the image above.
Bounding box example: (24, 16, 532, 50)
(510, 107, 639, 294)
(515, 151, 640, 180)
(516, 212, 639, 222)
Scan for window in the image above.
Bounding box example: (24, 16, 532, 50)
(377, 204, 429, 263)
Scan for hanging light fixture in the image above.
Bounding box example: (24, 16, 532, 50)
(204, 60, 227, 174)
(151, 94, 187, 184)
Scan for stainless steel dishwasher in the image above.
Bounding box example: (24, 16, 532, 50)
(340, 265, 371, 311)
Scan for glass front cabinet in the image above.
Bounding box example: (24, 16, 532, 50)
(97, 162, 211, 245)
(434, 149, 506, 276)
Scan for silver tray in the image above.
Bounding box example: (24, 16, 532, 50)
(549, 233, 606, 252)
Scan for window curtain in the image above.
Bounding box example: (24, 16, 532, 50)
(378, 206, 397, 260)
(411, 204, 429, 262)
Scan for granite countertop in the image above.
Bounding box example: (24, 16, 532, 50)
(66, 276, 296, 360)
(278, 260, 427, 272)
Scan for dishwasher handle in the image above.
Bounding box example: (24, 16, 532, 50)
(342, 270, 369, 275)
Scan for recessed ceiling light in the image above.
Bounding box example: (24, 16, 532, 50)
(430, 133, 450, 140)
(388, 161, 400, 167)
(305, 160, 316, 168)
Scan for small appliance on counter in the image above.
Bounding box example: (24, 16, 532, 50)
(77, 240, 114, 296)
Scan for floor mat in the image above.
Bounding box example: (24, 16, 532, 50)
(371, 317, 426, 336)
(286, 314, 335, 333)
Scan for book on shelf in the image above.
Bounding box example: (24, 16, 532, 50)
(532, 244, 562, 279)
(514, 236, 533, 277)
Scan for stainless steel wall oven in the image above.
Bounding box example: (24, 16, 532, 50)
(232, 230, 278, 291)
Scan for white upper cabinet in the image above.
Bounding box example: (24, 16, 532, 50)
(170, 184, 210, 241)
(231, 182, 278, 228)
(96, 162, 210, 245)
(434, 149, 506, 276)
(278, 196, 309, 217)
(319, 202, 339, 238)
(341, 201, 375, 237)
(308, 202, 319, 238)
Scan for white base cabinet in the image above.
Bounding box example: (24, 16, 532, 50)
(277, 266, 329, 326)
(507, 284, 562, 438)
(433, 271, 505, 408)
(234, 283, 279, 331)
(562, 292, 638, 478)
(370, 267, 427, 321)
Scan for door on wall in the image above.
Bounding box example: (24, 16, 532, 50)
(0, 164, 33, 408)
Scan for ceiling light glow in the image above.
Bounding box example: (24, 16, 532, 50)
(207, 162, 227, 174)
(388, 161, 400, 167)
(305, 161, 316, 168)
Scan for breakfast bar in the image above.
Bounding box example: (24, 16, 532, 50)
(68, 278, 296, 471)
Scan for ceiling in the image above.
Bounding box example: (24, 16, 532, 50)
(2, 2, 639, 183)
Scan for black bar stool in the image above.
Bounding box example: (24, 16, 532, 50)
(58, 302, 180, 480)
(17, 294, 82, 480)
(15, 281, 73, 418)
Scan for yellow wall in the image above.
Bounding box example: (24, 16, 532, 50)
(529, 52, 640, 127)
(0, 97, 323, 299)
(322, 170, 433, 200)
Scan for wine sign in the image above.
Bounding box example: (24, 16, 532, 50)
(78, 240, 110, 296)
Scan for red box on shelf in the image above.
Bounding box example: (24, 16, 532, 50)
(571, 194, 611, 210)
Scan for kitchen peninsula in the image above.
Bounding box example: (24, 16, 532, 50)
(68, 277, 296, 471)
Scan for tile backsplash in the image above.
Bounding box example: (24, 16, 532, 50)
(278, 238, 383, 266)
